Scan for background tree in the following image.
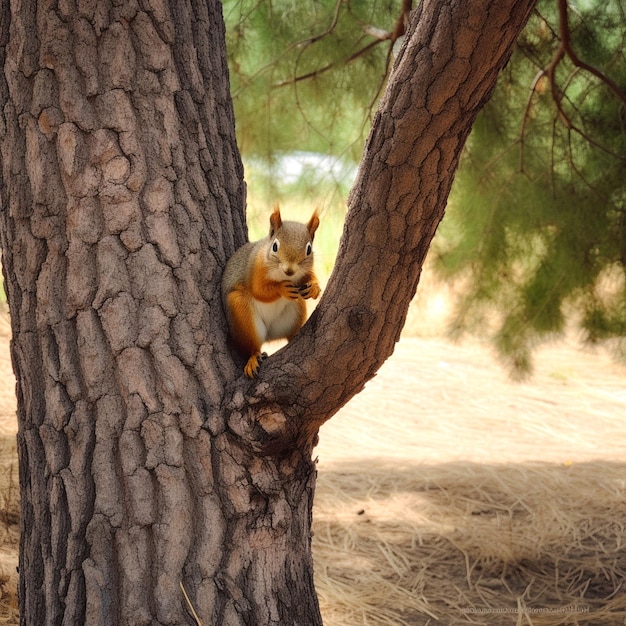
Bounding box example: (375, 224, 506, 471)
(437, 0, 626, 375)
(0, 0, 534, 624)
(226, 0, 626, 375)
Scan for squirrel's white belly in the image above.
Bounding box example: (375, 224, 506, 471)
(253, 297, 301, 342)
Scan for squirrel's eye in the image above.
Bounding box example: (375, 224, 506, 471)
(272, 239, 280, 253)
(306, 242, 312, 256)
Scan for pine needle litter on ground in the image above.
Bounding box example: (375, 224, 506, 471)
(313, 460, 626, 625)
(313, 338, 626, 626)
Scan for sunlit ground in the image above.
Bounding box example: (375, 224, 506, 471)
(314, 324, 626, 625)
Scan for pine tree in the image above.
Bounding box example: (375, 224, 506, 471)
(436, 0, 626, 374)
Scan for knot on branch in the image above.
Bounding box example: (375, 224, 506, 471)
(348, 305, 375, 335)
(227, 400, 305, 457)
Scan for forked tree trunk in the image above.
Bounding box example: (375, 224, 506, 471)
(0, 0, 534, 624)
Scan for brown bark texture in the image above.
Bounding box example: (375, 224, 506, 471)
(0, 0, 534, 624)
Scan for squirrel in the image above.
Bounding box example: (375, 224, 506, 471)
(222, 207, 321, 378)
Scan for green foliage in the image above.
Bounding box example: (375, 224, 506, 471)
(435, 0, 626, 374)
(224, 0, 395, 160)
(223, 0, 626, 374)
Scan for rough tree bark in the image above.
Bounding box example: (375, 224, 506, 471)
(0, 0, 535, 624)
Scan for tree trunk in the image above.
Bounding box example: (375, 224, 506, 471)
(0, 0, 535, 624)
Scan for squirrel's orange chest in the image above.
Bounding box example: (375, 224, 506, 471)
(249, 264, 289, 303)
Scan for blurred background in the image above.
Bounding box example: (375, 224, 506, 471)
(223, 0, 626, 377)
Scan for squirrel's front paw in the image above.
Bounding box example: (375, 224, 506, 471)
(244, 352, 267, 378)
(279, 281, 301, 300)
(298, 282, 321, 300)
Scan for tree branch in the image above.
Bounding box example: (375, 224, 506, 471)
(557, 0, 626, 111)
(548, 0, 626, 146)
(521, 0, 626, 173)
(273, 39, 387, 88)
(228, 0, 538, 455)
(293, 0, 344, 48)
(273, 0, 413, 88)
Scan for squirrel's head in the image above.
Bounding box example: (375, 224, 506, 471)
(267, 206, 319, 281)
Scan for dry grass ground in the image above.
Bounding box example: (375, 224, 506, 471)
(0, 303, 625, 624)
(314, 337, 626, 625)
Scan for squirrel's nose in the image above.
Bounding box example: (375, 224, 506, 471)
(280, 262, 296, 276)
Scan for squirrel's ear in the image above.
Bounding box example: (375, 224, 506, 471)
(307, 210, 320, 240)
(269, 205, 282, 237)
